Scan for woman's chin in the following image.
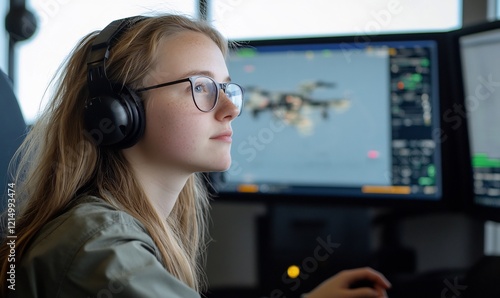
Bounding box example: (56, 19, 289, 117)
(206, 160, 232, 173)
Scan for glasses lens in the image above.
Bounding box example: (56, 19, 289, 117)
(192, 76, 217, 112)
(225, 84, 244, 114)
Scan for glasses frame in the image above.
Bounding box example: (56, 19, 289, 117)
(135, 75, 244, 114)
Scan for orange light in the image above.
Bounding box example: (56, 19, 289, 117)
(237, 184, 259, 193)
(287, 265, 300, 279)
(362, 185, 411, 194)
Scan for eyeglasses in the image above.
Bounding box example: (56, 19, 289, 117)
(135, 75, 244, 115)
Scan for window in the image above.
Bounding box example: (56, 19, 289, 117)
(209, 0, 462, 40)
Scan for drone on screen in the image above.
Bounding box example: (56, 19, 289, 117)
(243, 81, 351, 134)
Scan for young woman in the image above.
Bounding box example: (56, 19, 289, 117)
(0, 14, 391, 297)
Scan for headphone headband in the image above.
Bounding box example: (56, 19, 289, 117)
(87, 16, 148, 97)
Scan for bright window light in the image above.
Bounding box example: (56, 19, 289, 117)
(210, 0, 462, 40)
(17, 0, 197, 124)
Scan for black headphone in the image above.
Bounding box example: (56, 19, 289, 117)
(84, 16, 148, 149)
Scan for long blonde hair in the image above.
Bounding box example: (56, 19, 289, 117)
(0, 14, 228, 294)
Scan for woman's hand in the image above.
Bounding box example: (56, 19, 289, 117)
(304, 267, 391, 298)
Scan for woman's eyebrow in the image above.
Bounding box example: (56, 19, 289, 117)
(179, 70, 231, 82)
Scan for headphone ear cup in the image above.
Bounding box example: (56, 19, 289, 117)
(84, 94, 134, 147)
(116, 87, 145, 148)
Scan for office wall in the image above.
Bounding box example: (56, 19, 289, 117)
(393, 212, 484, 272)
(205, 202, 267, 288)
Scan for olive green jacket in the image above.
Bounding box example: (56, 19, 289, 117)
(17, 196, 200, 298)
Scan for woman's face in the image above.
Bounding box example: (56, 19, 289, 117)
(131, 30, 240, 174)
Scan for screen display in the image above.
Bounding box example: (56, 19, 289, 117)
(460, 27, 500, 209)
(214, 37, 443, 201)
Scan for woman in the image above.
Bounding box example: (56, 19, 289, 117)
(0, 14, 390, 297)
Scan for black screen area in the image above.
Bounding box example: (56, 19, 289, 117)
(213, 36, 444, 203)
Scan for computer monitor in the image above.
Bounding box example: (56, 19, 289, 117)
(455, 20, 500, 221)
(210, 32, 455, 207)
